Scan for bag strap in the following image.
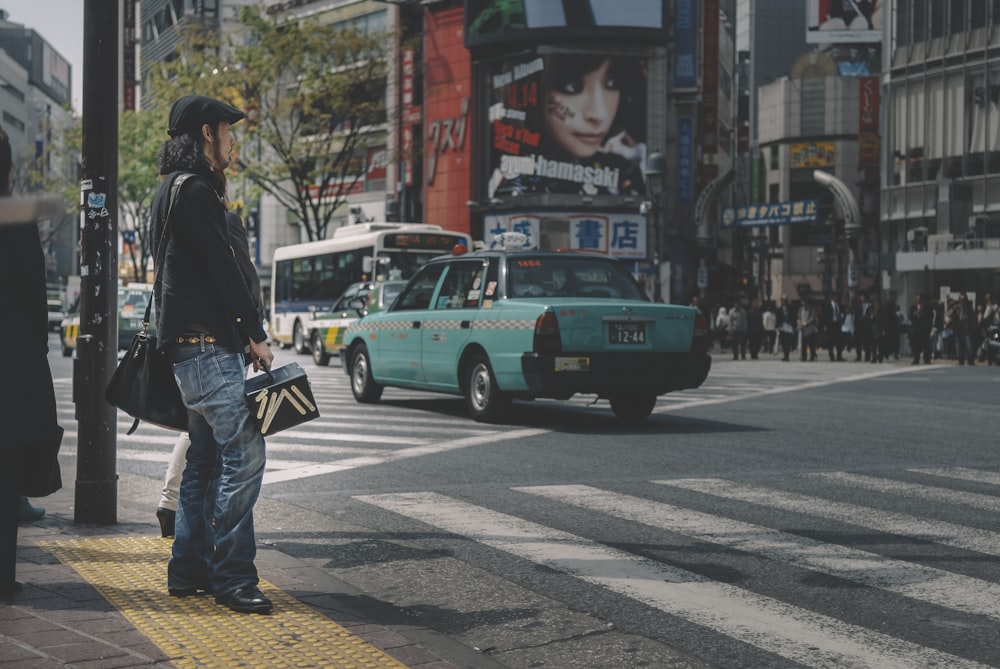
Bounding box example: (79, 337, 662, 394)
(143, 173, 194, 326)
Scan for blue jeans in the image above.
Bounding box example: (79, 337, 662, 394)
(166, 343, 265, 596)
(955, 330, 974, 363)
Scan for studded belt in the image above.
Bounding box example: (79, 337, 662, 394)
(175, 334, 217, 345)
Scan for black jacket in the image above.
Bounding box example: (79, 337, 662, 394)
(150, 168, 267, 350)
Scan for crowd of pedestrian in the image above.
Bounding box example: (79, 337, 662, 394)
(692, 291, 1000, 366)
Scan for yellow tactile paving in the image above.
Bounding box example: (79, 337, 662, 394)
(40, 537, 409, 669)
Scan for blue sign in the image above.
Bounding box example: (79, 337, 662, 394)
(674, 0, 697, 89)
(721, 200, 820, 228)
(677, 117, 694, 203)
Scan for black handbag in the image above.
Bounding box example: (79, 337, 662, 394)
(105, 174, 192, 435)
(245, 362, 319, 436)
(105, 310, 188, 434)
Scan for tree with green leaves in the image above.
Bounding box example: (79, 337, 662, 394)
(230, 4, 388, 241)
(143, 3, 389, 243)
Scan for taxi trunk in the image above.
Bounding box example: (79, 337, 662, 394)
(515, 299, 710, 397)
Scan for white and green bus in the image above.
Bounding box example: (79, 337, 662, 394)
(270, 223, 472, 353)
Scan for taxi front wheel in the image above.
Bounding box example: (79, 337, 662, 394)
(465, 353, 510, 423)
(311, 331, 330, 366)
(609, 393, 657, 423)
(350, 344, 383, 403)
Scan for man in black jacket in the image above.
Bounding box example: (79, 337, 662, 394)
(150, 95, 274, 614)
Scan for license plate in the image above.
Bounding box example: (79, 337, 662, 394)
(555, 356, 590, 372)
(609, 322, 645, 344)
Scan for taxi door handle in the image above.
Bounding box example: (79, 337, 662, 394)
(461, 321, 471, 329)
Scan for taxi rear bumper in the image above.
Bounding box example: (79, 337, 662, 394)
(521, 351, 711, 396)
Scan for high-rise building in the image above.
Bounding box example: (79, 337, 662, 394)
(882, 1, 1000, 306)
(0, 9, 77, 288)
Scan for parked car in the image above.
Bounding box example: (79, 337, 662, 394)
(61, 283, 154, 357)
(340, 249, 712, 423)
(47, 299, 65, 332)
(308, 279, 407, 366)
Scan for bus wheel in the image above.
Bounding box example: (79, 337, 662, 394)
(350, 345, 383, 403)
(292, 320, 309, 354)
(311, 331, 330, 366)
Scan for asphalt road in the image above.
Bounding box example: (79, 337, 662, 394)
(49, 334, 1000, 668)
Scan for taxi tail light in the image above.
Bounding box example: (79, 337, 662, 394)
(692, 313, 711, 354)
(533, 312, 562, 354)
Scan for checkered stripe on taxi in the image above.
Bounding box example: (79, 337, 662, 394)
(347, 320, 414, 333)
(348, 319, 536, 332)
(418, 319, 536, 331)
(471, 319, 535, 330)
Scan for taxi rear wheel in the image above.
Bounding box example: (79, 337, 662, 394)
(465, 353, 509, 423)
(609, 393, 657, 423)
(311, 331, 330, 366)
(350, 345, 383, 403)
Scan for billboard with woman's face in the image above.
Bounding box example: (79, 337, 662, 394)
(486, 51, 648, 199)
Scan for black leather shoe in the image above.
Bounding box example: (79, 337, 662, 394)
(215, 586, 273, 614)
(168, 584, 212, 597)
(156, 507, 176, 538)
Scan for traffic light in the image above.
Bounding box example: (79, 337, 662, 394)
(739, 270, 753, 290)
(816, 247, 826, 265)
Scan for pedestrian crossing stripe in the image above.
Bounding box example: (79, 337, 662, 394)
(355, 490, 989, 669)
(514, 483, 1000, 622)
(656, 477, 1000, 557)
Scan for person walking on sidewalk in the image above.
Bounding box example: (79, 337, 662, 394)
(151, 95, 274, 614)
(952, 292, 977, 365)
(909, 293, 932, 365)
(729, 301, 748, 360)
(797, 300, 819, 361)
(776, 296, 797, 361)
(0, 126, 63, 598)
(156, 211, 267, 539)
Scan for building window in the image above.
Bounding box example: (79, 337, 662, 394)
(770, 145, 779, 170)
(2, 111, 24, 133)
(972, 0, 987, 27)
(1, 82, 25, 102)
(929, 0, 946, 38)
(950, 0, 965, 34)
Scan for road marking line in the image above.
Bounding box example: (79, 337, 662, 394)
(355, 491, 987, 669)
(908, 467, 1000, 487)
(515, 484, 1000, 621)
(654, 366, 926, 413)
(262, 428, 547, 485)
(656, 478, 1000, 557)
(808, 471, 1000, 512)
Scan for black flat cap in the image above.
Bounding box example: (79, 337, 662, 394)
(168, 95, 245, 137)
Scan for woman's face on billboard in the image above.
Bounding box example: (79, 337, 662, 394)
(544, 58, 620, 160)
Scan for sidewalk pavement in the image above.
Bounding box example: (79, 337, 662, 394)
(2, 480, 506, 669)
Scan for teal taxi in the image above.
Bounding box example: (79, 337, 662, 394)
(308, 279, 407, 366)
(340, 249, 711, 422)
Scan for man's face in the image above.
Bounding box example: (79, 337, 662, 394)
(204, 121, 234, 170)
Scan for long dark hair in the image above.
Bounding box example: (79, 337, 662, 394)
(157, 123, 229, 198)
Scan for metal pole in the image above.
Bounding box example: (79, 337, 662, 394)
(74, 0, 119, 524)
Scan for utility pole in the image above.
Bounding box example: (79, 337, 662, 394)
(74, 0, 119, 524)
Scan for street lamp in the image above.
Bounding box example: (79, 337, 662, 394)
(644, 151, 666, 302)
